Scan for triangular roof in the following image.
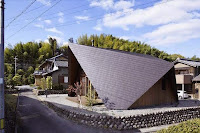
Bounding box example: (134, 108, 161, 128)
(69, 43, 174, 109)
(39, 54, 67, 68)
(174, 58, 200, 67)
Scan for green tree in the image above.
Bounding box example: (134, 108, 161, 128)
(41, 77, 46, 90)
(12, 74, 22, 86)
(46, 76, 52, 90)
(28, 75, 35, 84)
(17, 69, 24, 75)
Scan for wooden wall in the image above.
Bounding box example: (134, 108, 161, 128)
(68, 47, 81, 85)
(130, 68, 178, 109)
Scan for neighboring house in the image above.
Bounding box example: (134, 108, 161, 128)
(68, 43, 178, 110)
(174, 58, 200, 99)
(33, 54, 68, 89)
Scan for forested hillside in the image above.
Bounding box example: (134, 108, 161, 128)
(77, 34, 200, 62)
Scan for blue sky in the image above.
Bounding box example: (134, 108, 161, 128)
(5, 0, 200, 58)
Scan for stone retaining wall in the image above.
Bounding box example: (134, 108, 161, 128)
(44, 101, 200, 130)
(5, 89, 18, 94)
(33, 89, 68, 95)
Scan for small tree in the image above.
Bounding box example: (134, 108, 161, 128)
(28, 74, 35, 84)
(6, 74, 14, 89)
(74, 82, 82, 107)
(46, 76, 52, 90)
(41, 77, 46, 90)
(12, 74, 22, 86)
(86, 83, 96, 106)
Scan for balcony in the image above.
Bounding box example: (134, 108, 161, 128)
(176, 74, 193, 84)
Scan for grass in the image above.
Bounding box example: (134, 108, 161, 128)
(5, 94, 18, 112)
(157, 119, 200, 133)
(5, 94, 18, 133)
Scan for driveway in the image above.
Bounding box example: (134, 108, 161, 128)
(17, 90, 139, 133)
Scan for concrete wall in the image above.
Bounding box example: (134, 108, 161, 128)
(35, 75, 42, 86)
(176, 74, 193, 84)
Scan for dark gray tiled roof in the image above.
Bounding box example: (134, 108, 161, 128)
(174, 58, 200, 67)
(193, 74, 200, 82)
(55, 61, 68, 67)
(47, 53, 67, 61)
(69, 43, 174, 109)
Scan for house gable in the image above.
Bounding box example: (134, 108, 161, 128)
(69, 43, 175, 109)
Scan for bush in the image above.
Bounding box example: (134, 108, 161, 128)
(157, 119, 200, 133)
(53, 85, 63, 90)
(28, 74, 35, 84)
(12, 74, 22, 86)
(37, 86, 42, 90)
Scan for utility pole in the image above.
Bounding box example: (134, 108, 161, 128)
(14, 56, 18, 75)
(0, 0, 5, 133)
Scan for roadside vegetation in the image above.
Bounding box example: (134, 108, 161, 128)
(157, 119, 200, 133)
(5, 94, 18, 133)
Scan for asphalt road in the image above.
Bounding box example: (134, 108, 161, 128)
(17, 89, 140, 133)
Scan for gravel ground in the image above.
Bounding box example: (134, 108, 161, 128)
(38, 94, 200, 117)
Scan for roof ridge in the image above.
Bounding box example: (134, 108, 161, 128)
(69, 43, 170, 63)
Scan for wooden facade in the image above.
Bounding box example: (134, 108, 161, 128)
(68, 48, 97, 97)
(130, 68, 178, 109)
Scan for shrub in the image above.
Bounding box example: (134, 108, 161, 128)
(40, 77, 46, 90)
(37, 86, 42, 90)
(28, 74, 35, 84)
(12, 74, 22, 86)
(46, 76, 52, 90)
(157, 119, 200, 133)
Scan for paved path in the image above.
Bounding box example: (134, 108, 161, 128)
(17, 90, 139, 133)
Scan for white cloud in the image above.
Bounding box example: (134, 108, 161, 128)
(58, 12, 64, 23)
(45, 27, 63, 35)
(143, 19, 200, 46)
(37, 0, 51, 6)
(93, 25, 102, 31)
(93, 20, 102, 31)
(58, 12, 64, 17)
(91, 0, 200, 45)
(90, 0, 134, 11)
(44, 20, 52, 24)
(102, 0, 200, 29)
(76, 21, 81, 24)
(46, 35, 66, 46)
(90, 0, 113, 10)
(58, 18, 64, 23)
(34, 24, 44, 29)
(75, 16, 90, 21)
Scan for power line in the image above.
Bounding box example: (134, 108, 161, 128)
(6, 3, 95, 24)
(5, 0, 37, 28)
(5, 0, 58, 21)
(6, 0, 160, 29)
(6, 0, 62, 40)
(6, 0, 173, 40)
(46, 0, 171, 28)
(5, 5, 44, 21)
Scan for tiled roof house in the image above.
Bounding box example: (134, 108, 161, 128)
(33, 54, 68, 88)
